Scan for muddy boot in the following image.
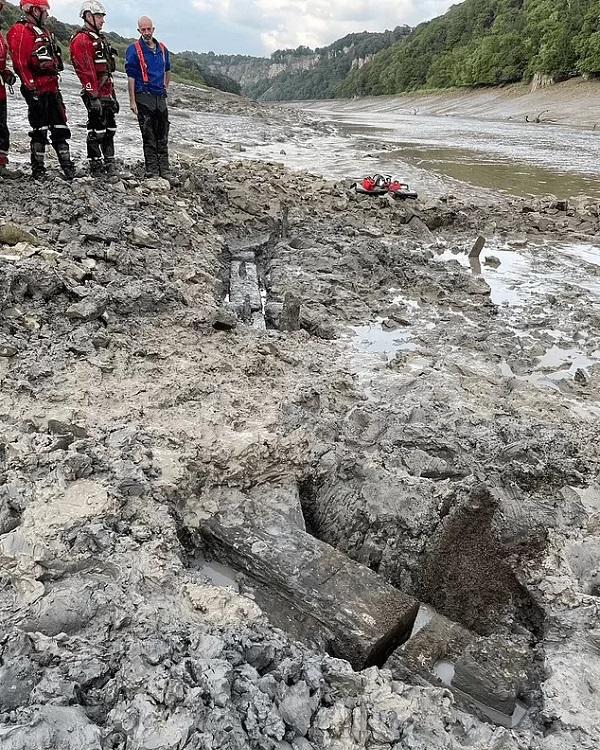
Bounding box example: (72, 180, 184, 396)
(55, 143, 76, 181)
(0, 166, 22, 180)
(0, 156, 21, 180)
(161, 171, 180, 187)
(158, 152, 170, 178)
(104, 159, 118, 178)
(30, 141, 46, 180)
(89, 158, 104, 178)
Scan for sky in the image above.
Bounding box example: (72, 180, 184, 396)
(50, 0, 456, 56)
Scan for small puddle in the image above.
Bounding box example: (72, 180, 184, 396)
(537, 345, 599, 374)
(435, 240, 600, 307)
(350, 323, 417, 359)
(503, 346, 600, 388)
(433, 659, 456, 684)
(197, 557, 239, 591)
(435, 246, 532, 306)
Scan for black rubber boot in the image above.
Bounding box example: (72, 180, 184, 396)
(55, 142, 76, 180)
(89, 158, 104, 177)
(30, 141, 46, 179)
(104, 159, 118, 177)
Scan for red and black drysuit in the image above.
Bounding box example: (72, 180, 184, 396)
(0, 29, 16, 167)
(70, 26, 118, 172)
(6, 18, 74, 177)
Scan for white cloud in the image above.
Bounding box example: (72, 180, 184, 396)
(191, 0, 454, 53)
(47, 0, 455, 55)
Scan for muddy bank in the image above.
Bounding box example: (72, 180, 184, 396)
(300, 77, 600, 129)
(0, 81, 599, 750)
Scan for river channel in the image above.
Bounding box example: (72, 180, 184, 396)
(251, 102, 600, 200)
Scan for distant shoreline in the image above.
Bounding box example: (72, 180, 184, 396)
(291, 77, 600, 131)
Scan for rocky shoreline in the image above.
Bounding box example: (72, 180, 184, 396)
(0, 83, 599, 749)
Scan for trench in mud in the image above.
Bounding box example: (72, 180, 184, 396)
(220, 230, 276, 329)
(178, 220, 600, 730)
(178, 475, 538, 729)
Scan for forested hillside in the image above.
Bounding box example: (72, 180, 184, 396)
(339, 0, 600, 96)
(0, 1, 240, 93)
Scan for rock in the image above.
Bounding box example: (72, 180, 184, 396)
(20, 583, 100, 636)
(0, 223, 37, 246)
(280, 291, 301, 332)
(213, 304, 238, 331)
(59, 259, 88, 283)
(278, 680, 313, 736)
(131, 226, 159, 247)
(265, 302, 283, 329)
(452, 634, 532, 714)
(65, 297, 107, 322)
(0, 706, 102, 749)
(0, 341, 18, 357)
(292, 739, 315, 750)
(408, 216, 434, 240)
(484, 254, 501, 267)
(574, 368, 588, 384)
(144, 176, 171, 191)
(39, 249, 60, 262)
(0, 658, 36, 710)
(299, 309, 335, 339)
(368, 704, 403, 743)
(46, 409, 88, 438)
(381, 316, 410, 331)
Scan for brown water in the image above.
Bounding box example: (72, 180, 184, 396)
(288, 105, 600, 199)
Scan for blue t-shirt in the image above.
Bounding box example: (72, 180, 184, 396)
(125, 38, 171, 96)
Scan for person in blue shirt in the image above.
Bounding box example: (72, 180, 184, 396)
(125, 16, 171, 178)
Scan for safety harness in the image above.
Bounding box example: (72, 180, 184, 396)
(19, 20, 63, 74)
(77, 28, 116, 74)
(134, 38, 166, 86)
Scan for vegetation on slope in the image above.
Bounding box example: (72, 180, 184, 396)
(338, 0, 600, 96)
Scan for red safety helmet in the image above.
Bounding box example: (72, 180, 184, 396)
(20, 0, 50, 10)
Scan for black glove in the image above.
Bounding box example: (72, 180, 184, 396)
(1, 70, 16, 87)
(89, 96, 102, 115)
(112, 99, 120, 114)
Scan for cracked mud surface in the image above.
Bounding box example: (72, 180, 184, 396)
(0, 79, 599, 749)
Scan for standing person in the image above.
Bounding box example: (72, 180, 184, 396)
(0, 0, 17, 175)
(70, 1, 118, 177)
(7, 0, 75, 179)
(125, 16, 172, 179)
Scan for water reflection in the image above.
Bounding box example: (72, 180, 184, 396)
(296, 105, 600, 199)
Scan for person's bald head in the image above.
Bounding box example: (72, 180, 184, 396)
(138, 16, 155, 42)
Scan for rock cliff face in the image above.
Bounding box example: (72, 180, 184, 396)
(179, 26, 412, 100)
(203, 54, 321, 89)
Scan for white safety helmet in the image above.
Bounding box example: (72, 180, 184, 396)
(80, 0, 106, 18)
